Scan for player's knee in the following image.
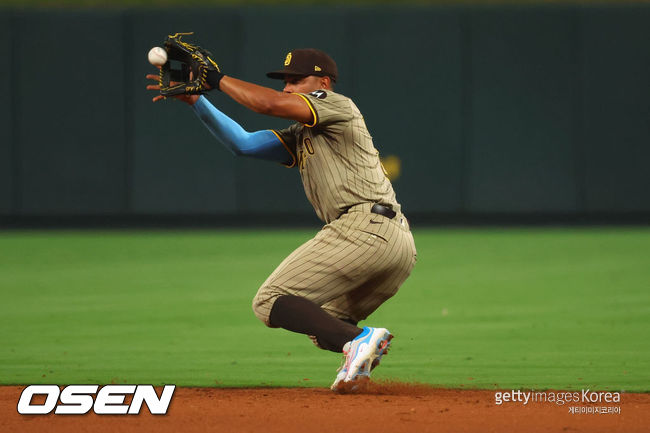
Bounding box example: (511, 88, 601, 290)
(251, 291, 277, 328)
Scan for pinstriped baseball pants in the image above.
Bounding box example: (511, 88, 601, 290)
(252, 203, 417, 326)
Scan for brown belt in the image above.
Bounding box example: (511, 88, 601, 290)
(371, 203, 397, 219)
(339, 203, 397, 220)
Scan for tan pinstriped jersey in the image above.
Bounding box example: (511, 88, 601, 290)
(272, 90, 400, 224)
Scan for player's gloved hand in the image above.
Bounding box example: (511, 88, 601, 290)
(146, 69, 200, 105)
(158, 32, 224, 96)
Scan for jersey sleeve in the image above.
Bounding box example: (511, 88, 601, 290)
(294, 91, 354, 128)
(271, 123, 299, 168)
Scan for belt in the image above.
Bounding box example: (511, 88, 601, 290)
(371, 203, 397, 219)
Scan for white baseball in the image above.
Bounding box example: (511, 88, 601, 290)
(148, 46, 167, 66)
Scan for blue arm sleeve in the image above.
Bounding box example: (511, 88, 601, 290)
(191, 95, 289, 164)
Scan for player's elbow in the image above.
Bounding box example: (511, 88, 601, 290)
(221, 139, 245, 157)
(232, 134, 261, 157)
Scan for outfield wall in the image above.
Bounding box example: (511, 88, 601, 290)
(1, 4, 648, 224)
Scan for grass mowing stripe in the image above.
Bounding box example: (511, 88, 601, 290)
(0, 228, 648, 390)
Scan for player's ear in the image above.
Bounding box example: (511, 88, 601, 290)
(321, 76, 332, 90)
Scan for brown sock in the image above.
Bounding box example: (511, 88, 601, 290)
(268, 295, 362, 353)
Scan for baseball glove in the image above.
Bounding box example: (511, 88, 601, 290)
(158, 32, 224, 96)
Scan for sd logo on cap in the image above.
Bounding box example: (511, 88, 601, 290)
(268, 48, 338, 83)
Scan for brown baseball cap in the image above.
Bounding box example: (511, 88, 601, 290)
(266, 48, 338, 82)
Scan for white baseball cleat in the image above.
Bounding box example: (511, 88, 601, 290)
(330, 327, 393, 392)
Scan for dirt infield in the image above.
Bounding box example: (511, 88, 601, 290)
(1, 384, 648, 433)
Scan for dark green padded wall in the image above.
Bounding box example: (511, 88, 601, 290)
(15, 11, 128, 214)
(580, 6, 650, 212)
(466, 8, 580, 213)
(1, 5, 648, 220)
(0, 14, 12, 213)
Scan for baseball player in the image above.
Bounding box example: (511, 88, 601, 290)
(146, 45, 417, 391)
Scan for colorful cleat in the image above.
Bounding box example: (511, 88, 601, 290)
(330, 327, 393, 392)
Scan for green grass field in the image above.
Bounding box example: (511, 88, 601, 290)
(1, 228, 648, 391)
